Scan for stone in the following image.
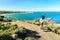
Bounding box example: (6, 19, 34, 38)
(12, 34, 18, 39)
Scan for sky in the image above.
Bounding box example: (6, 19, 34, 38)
(0, 0, 60, 11)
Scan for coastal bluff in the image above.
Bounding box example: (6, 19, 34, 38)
(10, 21, 60, 40)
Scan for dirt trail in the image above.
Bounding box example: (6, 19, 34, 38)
(11, 21, 60, 40)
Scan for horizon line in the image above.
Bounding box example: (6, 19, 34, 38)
(0, 10, 60, 12)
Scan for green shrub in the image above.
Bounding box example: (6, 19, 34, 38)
(47, 27, 52, 31)
(0, 22, 27, 40)
(31, 19, 40, 26)
(0, 23, 12, 30)
(0, 16, 5, 18)
(0, 18, 3, 21)
(57, 29, 60, 34)
(0, 34, 14, 40)
(54, 28, 60, 34)
(15, 26, 27, 40)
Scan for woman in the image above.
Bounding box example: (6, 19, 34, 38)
(40, 15, 45, 30)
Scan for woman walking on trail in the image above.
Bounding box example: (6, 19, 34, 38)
(40, 15, 45, 30)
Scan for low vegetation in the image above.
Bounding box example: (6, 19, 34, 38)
(0, 22, 27, 40)
(0, 15, 60, 40)
(27, 19, 60, 35)
(25, 19, 40, 26)
(44, 25, 60, 34)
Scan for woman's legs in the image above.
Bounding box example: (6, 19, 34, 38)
(41, 23, 44, 30)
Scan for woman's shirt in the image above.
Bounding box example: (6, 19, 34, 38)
(40, 18, 45, 24)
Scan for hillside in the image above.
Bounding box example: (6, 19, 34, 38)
(10, 21, 60, 40)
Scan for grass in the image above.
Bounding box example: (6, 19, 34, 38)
(44, 24, 60, 34)
(26, 19, 60, 35)
(0, 22, 27, 40)
(26, 19, 40, 26)
(0, 15, 60, 40)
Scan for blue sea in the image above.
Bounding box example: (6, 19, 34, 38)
(1, 12, 60, 24)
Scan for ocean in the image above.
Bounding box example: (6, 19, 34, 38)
(1, 12, 60, 24)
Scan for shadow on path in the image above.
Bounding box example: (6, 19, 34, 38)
(26, 29, 41, 40)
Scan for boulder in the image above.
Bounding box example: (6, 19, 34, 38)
(12, 34, 18, 39)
